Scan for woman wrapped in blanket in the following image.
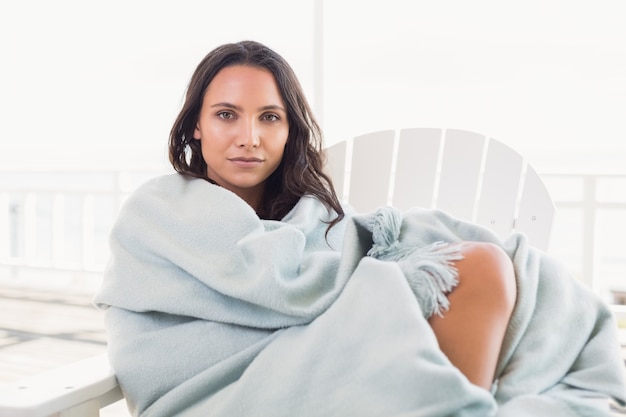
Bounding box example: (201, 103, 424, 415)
(166, 40, 514, 391)
(164, 40, 515, 391)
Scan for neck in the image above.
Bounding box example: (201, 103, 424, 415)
(205, 176, 266, 216)
(237, 186, 265, 215)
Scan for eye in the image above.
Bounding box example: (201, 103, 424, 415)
(217, 111, 236, 120)
(261, 113, 280, 122)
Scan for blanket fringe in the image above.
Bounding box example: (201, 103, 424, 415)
(367, 207, 463, 318)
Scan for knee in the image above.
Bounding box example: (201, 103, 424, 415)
(454, 242, 517, 312)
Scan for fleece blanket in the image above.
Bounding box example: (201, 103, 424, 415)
(94, 173, 626, 417)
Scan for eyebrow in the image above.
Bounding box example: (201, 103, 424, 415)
(210, 102, 286, 113)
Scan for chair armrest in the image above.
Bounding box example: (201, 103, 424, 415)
(0, 353, 123, 417)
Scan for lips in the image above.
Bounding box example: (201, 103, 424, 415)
(229, 156, 264, 168)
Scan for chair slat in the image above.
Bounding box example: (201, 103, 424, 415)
(325, 140, 347, 202)
(393, 128, 442, 211)
(475, 138, 524, 240)
(348, 130, 395, 212)
(436, 129, 486, 221)
(515, 165, 555, 249)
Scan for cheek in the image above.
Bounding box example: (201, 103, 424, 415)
(200, 124, 235, 149)
(261, 125, 288, 153)
(277, 127, 289, 151)
(273, 135, 289, 161)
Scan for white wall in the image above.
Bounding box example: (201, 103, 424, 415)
(322, 1, 626, 174)
(0, 0, 317, 171)
(1, 0, 625, 174)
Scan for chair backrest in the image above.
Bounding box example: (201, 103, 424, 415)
(325, 128, 555, 250)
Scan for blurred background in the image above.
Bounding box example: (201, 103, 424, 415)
(2, 0, 625, 295)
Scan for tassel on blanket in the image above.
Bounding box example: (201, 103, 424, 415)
(367, 207, 464, 318)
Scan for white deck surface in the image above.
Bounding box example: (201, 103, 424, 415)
(0, 286, 129, 416)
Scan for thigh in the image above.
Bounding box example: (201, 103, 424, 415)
(428, 241, 517, 389)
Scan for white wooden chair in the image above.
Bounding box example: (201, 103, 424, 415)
(326, 128, 554, 248)
(0, 127, 557, 417)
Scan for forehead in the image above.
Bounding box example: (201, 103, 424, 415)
(205, 65, 282, 100)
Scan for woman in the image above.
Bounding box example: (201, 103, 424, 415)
(95, 41, 624, 416)
(171, 39, 515, 389)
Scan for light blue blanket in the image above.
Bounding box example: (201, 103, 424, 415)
(94, 173, 626, 416)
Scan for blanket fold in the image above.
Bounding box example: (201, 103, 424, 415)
(365, 206, 464, 317)
(94, 173, 626, 417)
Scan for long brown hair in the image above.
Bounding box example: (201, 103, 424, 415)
(169, 40, 344, 229)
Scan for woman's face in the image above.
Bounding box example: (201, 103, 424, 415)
(193, 65, 289, 209)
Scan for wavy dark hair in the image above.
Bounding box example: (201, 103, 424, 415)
(169, 40, 344, 229)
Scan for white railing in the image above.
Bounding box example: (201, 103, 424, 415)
(542, 174, 626, 301)
(1, 170, 626, 303)
(0, 170, 168, 291)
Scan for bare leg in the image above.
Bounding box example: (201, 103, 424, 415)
(428, 242, 517, 390)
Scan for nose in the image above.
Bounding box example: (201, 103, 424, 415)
(236, 119, 260, 149)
